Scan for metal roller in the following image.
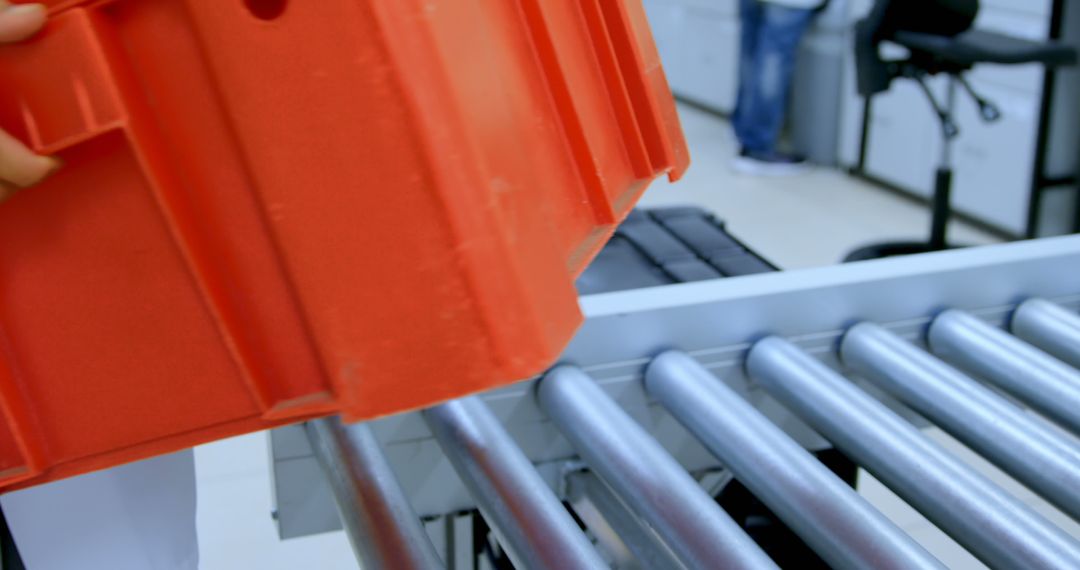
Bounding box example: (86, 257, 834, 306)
(538, 366, 779, 570)
(422, 397, 607, 570)
(305, 417, 444, 570)
(748, 336, 1080, 570)
(928, 309, 1080, 435)
(645, 351, 944, 570)
(844, 322, 1080, 520)
(1013, 299, 1080, 369)
(564, 470, 685, 570)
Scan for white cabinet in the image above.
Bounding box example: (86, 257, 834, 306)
(859, 78, 1044, 233)
(839, 1, 1072, 236)
(837, 0, 875, 166)
(863, 80, 944, 198)
(643, 0, 688, 83)
(952, 82, 1042, 234)
(980, 0, 1052, 18)
(678, 7, 740, 111)
(681, 0, 739, 17)
(971, 9, 1051, 93)
(642, 0, 740, 113)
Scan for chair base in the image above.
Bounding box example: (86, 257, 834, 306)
(843, 241, 964, 263)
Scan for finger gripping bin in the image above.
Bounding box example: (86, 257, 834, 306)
(0, 0, 687, 488)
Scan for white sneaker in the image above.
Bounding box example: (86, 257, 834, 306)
(732, 149, 812, 177)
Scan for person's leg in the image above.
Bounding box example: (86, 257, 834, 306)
(734, 4, 815, 155)
(732, 0, 765, 144)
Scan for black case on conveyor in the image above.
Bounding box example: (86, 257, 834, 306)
(577, 207, 777, 295)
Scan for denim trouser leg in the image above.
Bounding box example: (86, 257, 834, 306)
(732, 0, 763, 132)
(733, 1, 815, 154)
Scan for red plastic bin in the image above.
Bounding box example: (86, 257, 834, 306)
(0, 0, 688, 489)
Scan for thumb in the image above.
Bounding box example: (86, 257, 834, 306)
(0, 128, 60, 188)
(0, 3, 47, 44)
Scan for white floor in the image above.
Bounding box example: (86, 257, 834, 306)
(195, 434, 356, 570)
(192, 105, 1076, 569)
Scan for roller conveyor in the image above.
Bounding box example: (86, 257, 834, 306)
(645, 350, 943, 570)
(929, 308, 1080, 435)
(420, 398, 607, 570)
(276, 226, 1080, 569)
(538, 366, 778, 570)
(305, 418, 443, 570)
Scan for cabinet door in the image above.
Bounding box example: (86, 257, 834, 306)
(864, 79, 944, 198)
(971, 8, 1050, 95)
(681, 0, 739, 17)
(952, 82, 1040, 235)
(677, 6, 740, 112)
(980, 0, 1052, 18)
(639, 0, 682, 74)
(837, 0, 876, 168)
(643, 0, 688, 84)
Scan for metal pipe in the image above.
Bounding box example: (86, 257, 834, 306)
(565, 470, 686, 570)
(422, 397, 606, 570)
(305, 417, 443, 570)
(845, 322, 1080, 520)
(1013, 299, 1080, 369)
(943, 76, 957, 165)
(747, 337, 1080, 570)
(929, 309, 1080, 435)
(538, 366, 778, 570)
(645, 350, 944, 570)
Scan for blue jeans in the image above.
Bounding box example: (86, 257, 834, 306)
(732, 0, 815, 154)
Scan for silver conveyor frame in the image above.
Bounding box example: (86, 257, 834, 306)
(269, 235, 1080, 563)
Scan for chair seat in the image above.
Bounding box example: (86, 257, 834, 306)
(893, 29, 1077, 68)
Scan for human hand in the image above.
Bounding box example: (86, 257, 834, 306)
(0, 2, 58, 203)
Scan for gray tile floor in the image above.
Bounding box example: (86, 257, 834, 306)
(192, 105, 1076, 569)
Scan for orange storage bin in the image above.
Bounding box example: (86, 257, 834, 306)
(0, 0, 687, 488)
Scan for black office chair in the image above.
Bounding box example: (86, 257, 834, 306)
(845, 0, 1077, 261)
